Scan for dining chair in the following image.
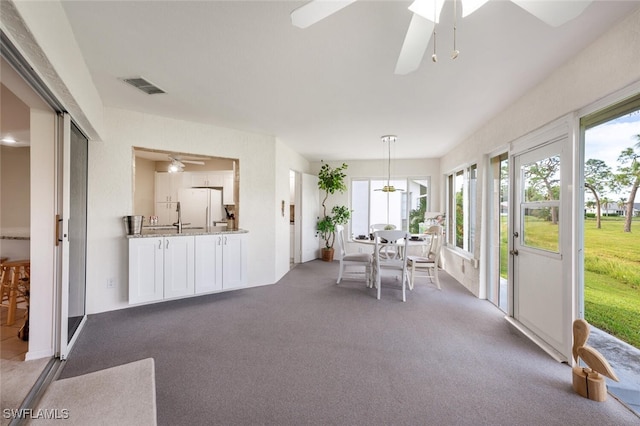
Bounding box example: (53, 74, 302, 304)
(370, 223, 397, 259)
(373, 230, 410, 301)
(407, 225, 443, 291)
(335, 225, 373, 286)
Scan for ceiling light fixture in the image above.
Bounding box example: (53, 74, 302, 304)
(376, 135, 404, 193)
(1, 137, 17, 144)
(168, 159, 183, 173)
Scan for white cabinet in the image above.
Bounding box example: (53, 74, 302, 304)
(223, 171, 235, 205)
(163, 236, 195, 299)
(129, 235, 195, 304)
(189, 172, 223, 187)
(186, 171, 235, 205)
(194, 235, 223, 294)
(222, 233, 247, 289)
(129, 237, 164, 304)
(194, 233, 247, 293)
(155, 172, 184, 224)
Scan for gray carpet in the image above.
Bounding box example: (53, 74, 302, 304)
(60, 260, 640, 425)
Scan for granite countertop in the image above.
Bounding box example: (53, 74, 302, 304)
(126, 226, 248, 238)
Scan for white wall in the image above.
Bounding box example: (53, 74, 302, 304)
(311, 158, 441, 209)
(27, 108, 57, 360)
(133, 157, 155, 219)
(310, 158, 441, 253)
(440, 7, 640, 297)
(3, 0, 105, 141)
(86, 107, 306, 314)
(1, 146, 30, 231)
(275, 139, 311, 278)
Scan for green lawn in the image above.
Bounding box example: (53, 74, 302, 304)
(498, 215, 640, 348)
(584, 216, 640, 348)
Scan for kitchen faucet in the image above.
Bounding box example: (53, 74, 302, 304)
(173, 201, 182, 233)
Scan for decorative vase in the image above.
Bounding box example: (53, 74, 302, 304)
(321, 248, 334, 262)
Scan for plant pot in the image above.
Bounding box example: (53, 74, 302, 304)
(321, 248, 334, 262)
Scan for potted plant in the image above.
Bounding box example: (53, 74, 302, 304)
(317, 162, 351, 261)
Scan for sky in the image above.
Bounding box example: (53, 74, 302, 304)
(585, 111, 640, 168)
(584, 110, 640, 202)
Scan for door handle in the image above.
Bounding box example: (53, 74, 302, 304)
(55, 214, 63, 246)
(510, 249, 519, 256)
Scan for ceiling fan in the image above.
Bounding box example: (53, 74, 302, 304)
(167, 155, 205, 172)
(290, 0, 593, 75)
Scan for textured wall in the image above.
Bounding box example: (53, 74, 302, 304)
(439, 7, 640, 297)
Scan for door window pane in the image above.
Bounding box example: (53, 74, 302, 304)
(522, 207, 560, 252)
(523, 156, 560, 202)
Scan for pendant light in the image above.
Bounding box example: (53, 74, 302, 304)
(375, 135, 404, 193)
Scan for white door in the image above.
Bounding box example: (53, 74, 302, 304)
(301, 173, 320, 262)
(511, 135, 571, 361)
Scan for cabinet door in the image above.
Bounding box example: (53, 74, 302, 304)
(164, 236, 195, 299)
(223, 171, 235, 205)
(155, 172, 183, 225)
(129, 238, 164, 304)
(222, 233, 247, 289)
(190, 172, 208, 187)
(194, 235, 223, 294)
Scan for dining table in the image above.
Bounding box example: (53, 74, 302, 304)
(351, 234, 431, 257)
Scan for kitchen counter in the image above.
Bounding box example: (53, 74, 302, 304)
(126, 226, 248, 238)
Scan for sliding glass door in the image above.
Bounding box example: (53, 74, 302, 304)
(57, 114, 88, 358)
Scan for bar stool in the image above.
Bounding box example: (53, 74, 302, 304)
(0, 259, 30, 326)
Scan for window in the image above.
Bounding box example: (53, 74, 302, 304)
(351, 178, 430, 237)
(447, 164, 477, 252)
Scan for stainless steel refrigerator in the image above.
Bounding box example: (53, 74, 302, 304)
(178, 188, 224, 228)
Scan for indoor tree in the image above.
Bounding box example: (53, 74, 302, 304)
(317, 162, 350, 261)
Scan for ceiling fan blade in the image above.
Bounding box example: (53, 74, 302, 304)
(510, 0, 592, 27)
(395, 14, 434, 75)
(408, 0, 446, 23)
(461, 0, 490, 18)
(291, 0, 358, 29)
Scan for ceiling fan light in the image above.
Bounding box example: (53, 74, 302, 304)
(168, 161, 182, 173)
(409, 0, 445, 23)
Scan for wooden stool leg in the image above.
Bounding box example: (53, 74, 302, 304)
(6, 269, 18, 326)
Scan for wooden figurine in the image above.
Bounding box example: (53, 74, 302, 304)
(571, 319, 619, 402)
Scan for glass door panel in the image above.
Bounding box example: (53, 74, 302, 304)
(67, 122, 87, 341)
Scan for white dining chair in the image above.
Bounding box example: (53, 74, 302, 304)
(407, 225, 443, 290)
(373, 230, 410, 301)
(335, 225, 373, 286)
(370, 223, 398, 259)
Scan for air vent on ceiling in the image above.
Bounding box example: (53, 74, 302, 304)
(121, 77, 165, 95)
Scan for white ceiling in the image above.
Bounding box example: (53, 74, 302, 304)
(59, 0, 640, 161)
